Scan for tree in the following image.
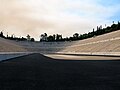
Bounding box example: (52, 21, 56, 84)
(73, 33, 79, 40)
(53, 34, 56, 41)
(26, 34, 31, 41)
(0, 31, 4, 37)
(40, 33, 48, 42)
(31, 38, 35, 42)
(47, 35, 54, 41)
(56, 34, 62, 41)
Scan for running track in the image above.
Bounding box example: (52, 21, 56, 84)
(0, 53, 120, 90)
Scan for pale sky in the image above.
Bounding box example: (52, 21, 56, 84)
(0, 0, 120, 40)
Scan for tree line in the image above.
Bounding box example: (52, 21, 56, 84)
(0, 32, 35, 42)
(40, 21, 120, 42)
(0, 21, 120, 42)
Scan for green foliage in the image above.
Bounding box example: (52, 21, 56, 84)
(40, 34, 63, 42)
(0, 31, 28, 41)
(0, 31, 5, 38)
(40, 21, 120, 42)
(31, 38, 35, 42)
(47, 35, 54, 41)
(1, 21, 120, 42)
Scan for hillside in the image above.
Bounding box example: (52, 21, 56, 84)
(61, 30, 120, 53)
(17, 30, 120, 54)
(0, 30, 120, 54)
(0, 37, 27, 52)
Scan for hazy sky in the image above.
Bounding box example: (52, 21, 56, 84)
(0, 0, 120, 40)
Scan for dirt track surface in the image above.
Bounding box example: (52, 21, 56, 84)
(0, 53, 120, 90)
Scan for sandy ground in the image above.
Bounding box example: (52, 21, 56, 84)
(0, 53, 120, 90)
